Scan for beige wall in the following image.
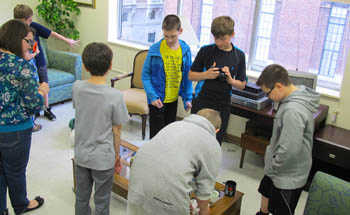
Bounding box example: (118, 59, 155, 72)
(2, 0, 349, 136)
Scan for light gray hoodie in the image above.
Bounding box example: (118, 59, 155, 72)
(127, 114, 222, 215)
(264, 85, 320, 189)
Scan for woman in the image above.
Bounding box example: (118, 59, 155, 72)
(0, 19, 49, 215)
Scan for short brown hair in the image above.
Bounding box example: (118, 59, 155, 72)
(162, 14, 181, 31)
(0, 19, 34, 58)
(256, 64, 291, 89)
(14, 4, 33, 19)
(197, 108, 221, 130)
(82, 42, 113, 76)
(211, 16, 235, 38)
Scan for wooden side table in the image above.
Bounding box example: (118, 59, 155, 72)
(102, 140, 245, 214)
(239, 131, 269, 168)
(234, 104, 329, 168)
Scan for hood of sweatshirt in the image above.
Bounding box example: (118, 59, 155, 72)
(280, 85, 320, 114)
(182, 114, 217, 137)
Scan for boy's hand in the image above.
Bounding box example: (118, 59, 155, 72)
(185, 101, 192, 112)
(197, 198, 210, 215)
(206, 62, 220, 79)
(152, 99, 164, 109)
(222, 66, 234, 83)
(38, 82, 49, 95)
(67, 39, 80, 49)
(199, 206, 210, 215)
(114, 156, 122, 174)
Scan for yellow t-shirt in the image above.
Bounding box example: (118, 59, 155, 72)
(160, 40, 183, 103)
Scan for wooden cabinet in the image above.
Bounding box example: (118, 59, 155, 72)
(313, 125, 350, 170)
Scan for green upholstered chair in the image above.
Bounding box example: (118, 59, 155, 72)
(40, 38, 82, 105)
(304, 171, 350, 215)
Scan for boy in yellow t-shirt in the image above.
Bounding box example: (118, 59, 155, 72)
(142, 14, 193, 138)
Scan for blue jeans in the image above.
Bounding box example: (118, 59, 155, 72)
(0, 128, 32, 215)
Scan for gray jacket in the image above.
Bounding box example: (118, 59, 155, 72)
(265, 85, 320, 189)
(127, 114, 222, 215)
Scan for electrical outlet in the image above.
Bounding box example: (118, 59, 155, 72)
(331, 111, 339, 123)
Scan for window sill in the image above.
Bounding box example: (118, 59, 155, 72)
(246, 70, 340, 100)
(107, 39, 149, 51)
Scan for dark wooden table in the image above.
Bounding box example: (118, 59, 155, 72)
(112, 141, 245, 215)
(210, 183, 244, 215)
(230, 103, 329, 168)
(313, 125, 350, 170)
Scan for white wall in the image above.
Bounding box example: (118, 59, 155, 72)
(2, 0, 349, 137)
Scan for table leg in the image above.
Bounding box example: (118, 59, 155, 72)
(239, 148, 246, 168)
(72, 158, 76, 193)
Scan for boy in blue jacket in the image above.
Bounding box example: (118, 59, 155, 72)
(142, 14, 193, 139)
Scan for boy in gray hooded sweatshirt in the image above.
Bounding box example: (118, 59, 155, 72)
(255, 64, 320, 215)
(127, 108, 222, 215)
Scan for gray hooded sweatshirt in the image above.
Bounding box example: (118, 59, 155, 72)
(264, 85, 320, 189)
(127, 114, 222, 215)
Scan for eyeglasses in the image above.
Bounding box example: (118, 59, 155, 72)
(23, 38, 38, 52)
(23, 38, 34, 45)
(266, 84, 275, 97)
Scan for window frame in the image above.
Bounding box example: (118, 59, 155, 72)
(109, 0, 349, 97)
(319, 3, 348, 78)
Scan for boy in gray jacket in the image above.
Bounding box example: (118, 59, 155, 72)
(127, 108, 222, 215)
(255, 64, 320, 215)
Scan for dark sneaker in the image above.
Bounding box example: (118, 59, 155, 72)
(4, 208, 9, 215)
(256, 211, 269, 215)
(32, 123, 42, 132)
(44, 107, 56, 121)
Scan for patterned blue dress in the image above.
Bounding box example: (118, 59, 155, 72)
(0, 51, 43, 132)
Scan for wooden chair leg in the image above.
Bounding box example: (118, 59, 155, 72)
(141, 114, 148, 140)
(239, 148, 246, 168)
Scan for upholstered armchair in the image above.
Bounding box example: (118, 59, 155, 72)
(111, 50, 149, 140)
(304, 171, 350, 215)
(39, 38, 82, 105)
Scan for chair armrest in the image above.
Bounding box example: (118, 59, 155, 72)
(111, 72, 133, 87)
(47, 49, 82, 80)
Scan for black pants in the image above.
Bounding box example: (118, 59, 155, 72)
(191, 98, 230, 145)
(149, 100, 178, 139)
(258, 175, 303, 215)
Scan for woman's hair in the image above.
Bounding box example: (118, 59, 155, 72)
(0, 19, 34, 58)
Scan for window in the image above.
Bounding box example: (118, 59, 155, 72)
(110, 0, 350, 94)
(255, 0, 276, 64)
(148, 32, 156, 43)
(199, 0, 214, 46)
(319, 5, 347, 78)
(150, 10, 156, 19)
(121, 11, 128, 22)
(116, 0, 171, 45)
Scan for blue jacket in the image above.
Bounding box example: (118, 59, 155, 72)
(142, 39, 193, 109)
